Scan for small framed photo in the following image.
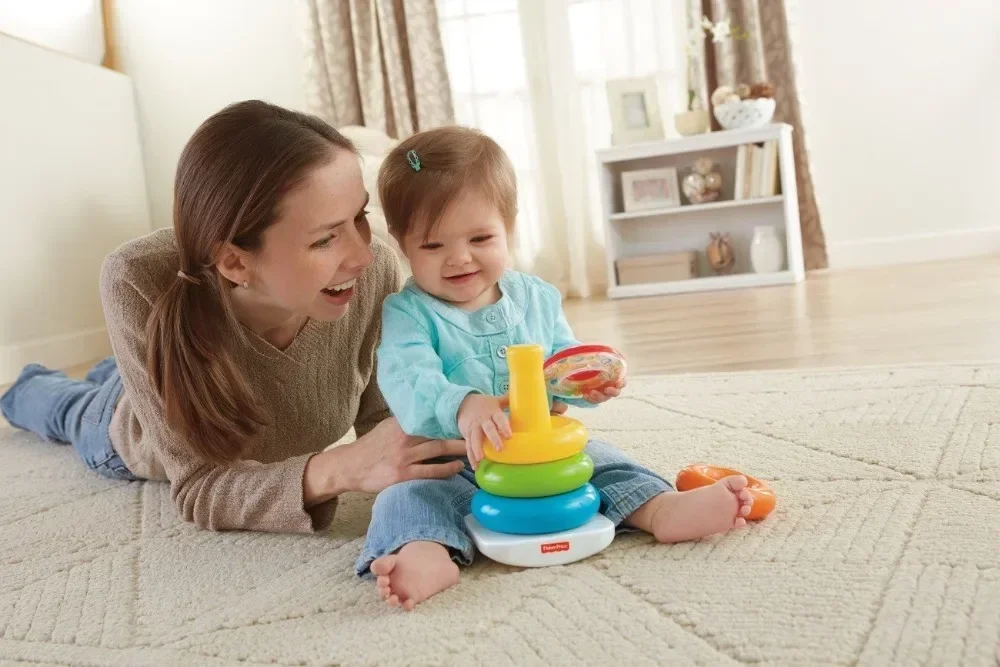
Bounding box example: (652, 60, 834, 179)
(606, 76, 665, 145)
(621, 167, 681, 212)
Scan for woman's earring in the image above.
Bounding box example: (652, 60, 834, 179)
(242, 280, 249, 290)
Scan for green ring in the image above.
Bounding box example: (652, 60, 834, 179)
(475, 452, 594, 498)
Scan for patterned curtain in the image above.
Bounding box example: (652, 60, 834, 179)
(304, 0, 455, 138)
(689, 0, 828, 270)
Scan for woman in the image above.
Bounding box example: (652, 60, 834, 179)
(0, 100, 466, 533)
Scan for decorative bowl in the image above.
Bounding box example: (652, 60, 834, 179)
(713, 97, 776, 130)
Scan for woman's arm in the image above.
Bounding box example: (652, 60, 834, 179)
(303, 418, 466, 506)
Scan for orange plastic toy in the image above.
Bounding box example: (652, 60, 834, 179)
(675, 465, 776, 521)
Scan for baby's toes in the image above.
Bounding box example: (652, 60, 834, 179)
(738, 502, 752, 516)
(734, 517, 747, 529)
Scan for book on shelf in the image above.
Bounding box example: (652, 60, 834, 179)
(734, 140, 779, 200)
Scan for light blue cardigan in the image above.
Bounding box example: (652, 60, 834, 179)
(376, 270, 592, 440)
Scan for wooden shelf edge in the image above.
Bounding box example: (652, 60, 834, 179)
(596, 123, 793, 164)
(610, 195, 784, 221)
(608, 270, 799, 299)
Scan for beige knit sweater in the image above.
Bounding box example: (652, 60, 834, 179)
(99, 229, 401, 534)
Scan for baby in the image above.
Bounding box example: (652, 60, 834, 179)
(358, 126, 752, 610)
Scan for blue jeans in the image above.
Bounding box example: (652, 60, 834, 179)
(1, 357, 139, 481)
(355, 439, 673, 576)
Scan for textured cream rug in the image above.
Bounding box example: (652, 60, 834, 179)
(2, 363, 999, 666)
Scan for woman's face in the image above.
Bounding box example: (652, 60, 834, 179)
(244, 150, 373, 324)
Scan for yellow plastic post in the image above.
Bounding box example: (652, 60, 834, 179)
(507, 344, 550, 433)
(484, 343, 587, 465)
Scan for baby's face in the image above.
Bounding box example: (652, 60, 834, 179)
(399, 190, 510, 310)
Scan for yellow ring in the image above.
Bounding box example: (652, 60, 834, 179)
(483, 415, 588, 465)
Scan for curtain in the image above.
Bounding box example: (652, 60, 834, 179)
(690, 0, 828, 270)
(304, 0, 455, 138)
(516, 1, 608, 298)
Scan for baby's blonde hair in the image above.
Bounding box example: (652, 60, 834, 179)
(377, 126, 517, 242)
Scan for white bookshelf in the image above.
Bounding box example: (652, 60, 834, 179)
(597, 123, 805, 299)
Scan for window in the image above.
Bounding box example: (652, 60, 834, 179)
(437, 0, 684, 276)
(437, 0, 544, 266)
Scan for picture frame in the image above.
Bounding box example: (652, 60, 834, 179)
(621, 167, 681, 212)
(606, 76, 665, 145)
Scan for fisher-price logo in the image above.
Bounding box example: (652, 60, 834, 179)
(540, 541, 570, 554)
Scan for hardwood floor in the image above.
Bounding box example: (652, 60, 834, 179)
(3, 256, 999, 431)
(563, 255, 1000, 374)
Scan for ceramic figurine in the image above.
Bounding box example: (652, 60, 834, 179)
(706, 232, 736, 274)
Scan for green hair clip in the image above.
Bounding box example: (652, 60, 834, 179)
(406, 149, 421, 172)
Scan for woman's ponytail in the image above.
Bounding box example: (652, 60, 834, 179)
(146, 271, 264, 464)
(143, 100, 356, 463)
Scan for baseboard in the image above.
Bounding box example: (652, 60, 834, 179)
(828, 227, 1000, 269)
(0, 327, 111, 385)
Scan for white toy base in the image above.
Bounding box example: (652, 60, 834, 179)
(464, 513, 615, 567)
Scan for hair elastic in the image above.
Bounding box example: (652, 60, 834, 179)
(406, 149, 421, 172)
(176, 270, 201, 285)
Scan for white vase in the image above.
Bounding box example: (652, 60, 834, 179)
(750, 226, 784, 273)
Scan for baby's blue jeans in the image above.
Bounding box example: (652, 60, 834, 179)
(1, 357, 139, 481)
(355, 439, 673, 576)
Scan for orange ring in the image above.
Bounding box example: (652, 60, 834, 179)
(675, 464, 776, 521)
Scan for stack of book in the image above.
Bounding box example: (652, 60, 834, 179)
(734, 140, 780, 200)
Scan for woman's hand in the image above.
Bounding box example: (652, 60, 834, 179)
(457, 394, 512, 470)
(305, 418, 466, 505)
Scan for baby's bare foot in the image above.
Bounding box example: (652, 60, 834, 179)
(370, 541, 460, 611)
(630, 476, 752, 543)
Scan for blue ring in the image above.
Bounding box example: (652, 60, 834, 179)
(471, 483, 601, 535)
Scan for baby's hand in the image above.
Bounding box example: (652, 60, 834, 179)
(457, 394, 512, 470)
(582, 377, 627, 405)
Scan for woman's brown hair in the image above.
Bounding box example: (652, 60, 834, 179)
(377, 126, 517, 242)
(146, 100, 356, 464)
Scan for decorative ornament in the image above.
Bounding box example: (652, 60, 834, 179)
(682, 157, 723, 204)
(749, 81, 776, 99)
(706, 232, 736, 274)
(711, 85, 734, 107)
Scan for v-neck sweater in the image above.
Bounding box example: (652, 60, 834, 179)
(99, 228, 400, 533)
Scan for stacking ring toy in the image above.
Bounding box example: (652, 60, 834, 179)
(484, 415, 587, 464)
(544, 344, 627, 399)
(485, 345, 589, 465)
(675, 464, 776, 521)
(476, 452, 594, 498)
(471, 483, 601, 535)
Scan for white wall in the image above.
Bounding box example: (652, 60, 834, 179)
(0, 0, 105, 65)
(110, 0, 309, 230)
(0, 33, 151, 383)
(790, 0, 1000, 267)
